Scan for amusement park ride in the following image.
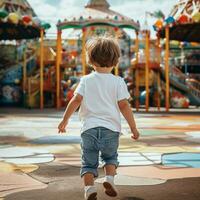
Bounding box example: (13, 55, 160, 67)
(156, 0, 200, 109)
(0, 0, 200, 111)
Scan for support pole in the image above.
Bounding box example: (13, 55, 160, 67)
(156, 36, 161, 111)
(23, 47, 27, 103)
(40, 29, 44, 110)
(82, 28, 87, 75)
(165, 26, 170, 111)
(157, 71, 161, 111)
(114, 61, 119, 76)
(145, 30, 150, 112)
(56, 30, 62, 109)
(135, 31, 140, 111)
(114, 28, 120, 76)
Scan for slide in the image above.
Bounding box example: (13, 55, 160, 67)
(160, 66, 200, 106)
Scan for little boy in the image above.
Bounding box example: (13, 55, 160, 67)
(58, 36, 140, 200)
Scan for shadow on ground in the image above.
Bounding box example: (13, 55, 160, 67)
(4, 161, 200, 200)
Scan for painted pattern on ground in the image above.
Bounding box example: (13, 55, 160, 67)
(0, 110, 200, 199)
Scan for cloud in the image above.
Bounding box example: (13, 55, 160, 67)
(28, 0, 176, 38)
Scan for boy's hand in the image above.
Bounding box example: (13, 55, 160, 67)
(130, 127, 140, 140)
(58, 120, 68, 134)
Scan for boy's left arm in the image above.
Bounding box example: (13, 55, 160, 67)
(58, 94, 83, 133)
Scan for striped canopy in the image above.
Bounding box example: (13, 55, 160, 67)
(57, 0, 140, 31)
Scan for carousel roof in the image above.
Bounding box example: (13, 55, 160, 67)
(158, 0, 200, 42)
(57, 0, 140, 31)
(0, 0, 49, 40)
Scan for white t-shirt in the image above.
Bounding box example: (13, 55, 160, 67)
(74, 71, 130, 133)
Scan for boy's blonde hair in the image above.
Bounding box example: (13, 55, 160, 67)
(86, 36, 120, 68)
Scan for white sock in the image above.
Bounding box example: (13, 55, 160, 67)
(84, 185, 95, 192)
(105, 175, 114, 182)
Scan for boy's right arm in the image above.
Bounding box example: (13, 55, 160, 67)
(118, 99, 140, 140)
(58, 94, 83, 133)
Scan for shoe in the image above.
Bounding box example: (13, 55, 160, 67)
(84, 186, 97, 200)
(103, 176, 118, 197)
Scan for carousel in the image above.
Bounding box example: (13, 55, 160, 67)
(153, 0, 200, 110)
(158, 0, 200, 42)
(54, 0, 140, 109)
(0, 0, 50, 108)
(0, 0, 44, 39)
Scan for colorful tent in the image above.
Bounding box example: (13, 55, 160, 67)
(55, 0, 140, 109)
(158, 0, 200, 42)
(0, 0, 41, 39)
(57, 0, 140, 31)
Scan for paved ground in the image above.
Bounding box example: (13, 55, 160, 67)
(0, 108, 200, 200)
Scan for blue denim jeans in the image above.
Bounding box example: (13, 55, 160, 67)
(80, 127, 120, 178)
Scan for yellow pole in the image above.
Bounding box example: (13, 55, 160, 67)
(56, 30, 62, 109)
(28, 77, 31, 108)
(165, 26, 170, 111)
(157, 71, 161, 111)
(114, 28, 120, 76)
(156, 36, 161, 111)
(40, 29, 44, 110)
(114, 62, 119, 76)
(82, 28, 86, 75)
(135, 31, 140, 111)
(23, 48, 27, 96)
(145, 30, 150, 112)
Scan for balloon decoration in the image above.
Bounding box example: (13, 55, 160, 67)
(114, 15, 118, 20)
(8, 12, 20, 24)
(155, 19, 163, 28)
(165, 16, 175, 24)
(177, 14, 189, 24)
(22, 15, 32, 24)
(40, 21, 51, 30)
(154, 19, 163, 30)
(0, 9, 8, 18)
(90, 26, 95, 31)
(192, 12, 200, 23)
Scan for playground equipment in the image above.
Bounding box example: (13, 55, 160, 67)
(54, 0, 140, 109)
(26, 44, 57, 108)
(154, 0, 200, 109)
(0, 0, 50, 108)
(0, 43, 37, 106)
(132, 33, 161, 111)
(158, 0, 200, 42)
(160, 65, 200, 106)
(0, 0, 41, 40)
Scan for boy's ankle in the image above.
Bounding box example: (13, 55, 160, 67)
(84, 185, 97, 200)
(105, 175, 114, 181)
(84, 185, 96, 191)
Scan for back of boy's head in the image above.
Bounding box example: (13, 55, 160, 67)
(86, 36, 120, 68)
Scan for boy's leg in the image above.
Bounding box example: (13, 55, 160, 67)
(83, 173, 95, 186)
(100, 130, 120, 197)
(103, 165, 118, 197)
(81, 130, 99, 200)
(104, 164, 116, 176)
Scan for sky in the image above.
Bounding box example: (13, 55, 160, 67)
(28, 0, 177, 38)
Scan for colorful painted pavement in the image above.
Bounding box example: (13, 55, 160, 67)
(0, 109, 200, 200)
